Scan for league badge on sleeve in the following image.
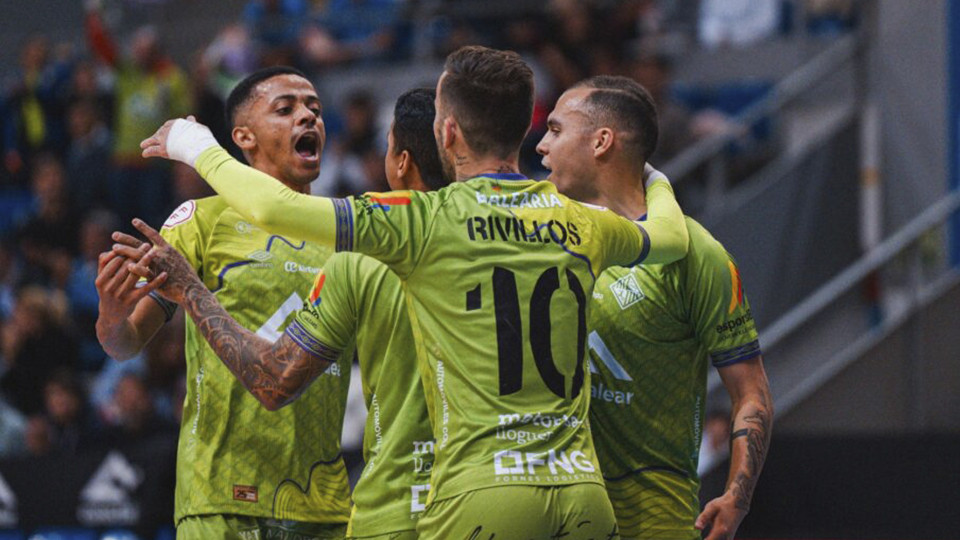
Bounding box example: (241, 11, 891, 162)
(163, 200, 197, 229)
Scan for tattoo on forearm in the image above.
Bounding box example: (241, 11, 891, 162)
(728, 394, 773, 512)
(182, 282, 328, 408)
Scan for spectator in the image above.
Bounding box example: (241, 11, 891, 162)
(243, 0, 310, 65)
(23, 414, 51, 456)
(1, 35, 74, 186)
(40, 368, 100, 454)
(86, 4, 191, 226)
(186, 52, 235, 159)
(629, 51, 698, 163)
(105, 373, 177, 444)
(316, 89, 387, 196)
(66, 60, 113, 129)
(15, 153, 79, 288)
(307, 0, 400, 67)
(201, 24, 258, 99)
(0, 286, 79, 415)
(65, 98, 112, 214)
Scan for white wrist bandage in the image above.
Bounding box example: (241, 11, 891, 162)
(167, 119, 220, 167)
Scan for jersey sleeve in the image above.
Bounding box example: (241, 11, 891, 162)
(284, 255, 357, 364)
(686, 236, 762, 368)
(594, 179, 689, 270)
(195, 147, 341, 247)
(348, 189, 437, 277)
(194, 147, 436, 276)
(146, 199, 210, 321)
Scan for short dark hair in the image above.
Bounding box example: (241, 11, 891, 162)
(392, 88, 447, 190)
(440, 46, 534, 159)
(225, 66, 310, 129)
(573, 75, 659, 164)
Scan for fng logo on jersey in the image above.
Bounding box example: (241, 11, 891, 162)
(610, 273, 644, 309)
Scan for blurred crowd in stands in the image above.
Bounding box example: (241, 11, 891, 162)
(0, 0, 855, 461)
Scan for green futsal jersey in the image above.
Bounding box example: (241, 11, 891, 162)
(193, 147, 688, 506)
(156, 196, 352, 526)
(286, 252, 434, 536)
(588, 217, 761, 538)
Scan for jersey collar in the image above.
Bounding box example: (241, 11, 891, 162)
(478, 173, 529, 181)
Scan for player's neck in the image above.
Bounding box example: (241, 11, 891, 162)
(454, 153, 522, 182)
(252, 162, 310, 194)
(591, 168, 647, 221)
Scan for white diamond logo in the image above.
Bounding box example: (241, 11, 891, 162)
(610, 273, 644, 310)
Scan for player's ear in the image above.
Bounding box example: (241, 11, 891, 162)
(396, 149, 411, 179)
(442, 117, 457, 150)
(593, 127, 615, 158)
(232, 126, 256, 151)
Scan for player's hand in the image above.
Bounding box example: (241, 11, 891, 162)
(141, 115, 219, 167)
(696, 491, 748, 540)
(96, 243, 167, 326)
(123, 218, 201, 305)
(643, 163, 670, 189)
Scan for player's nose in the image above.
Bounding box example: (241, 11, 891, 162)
(535, 136, 549, 156)
(295, 103, 318, 127)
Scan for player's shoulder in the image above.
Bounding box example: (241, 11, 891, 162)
(166, 195, 228, 223)
(681, 216, 735, 269)
(325, 251, 388, 276)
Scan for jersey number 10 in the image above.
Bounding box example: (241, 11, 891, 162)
(468, 266, 587, 399)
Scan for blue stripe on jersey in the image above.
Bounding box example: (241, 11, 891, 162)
(265, 235, 306, 251)
(482, 173, 528, 180)
(211, 260, 255, 293)
(332, 198, 353, 252)
(626, 223, 652, 266)
(710, 340, 762, 368)
(285, 320, 342, 363)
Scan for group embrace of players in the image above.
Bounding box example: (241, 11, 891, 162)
(95, 45, 772, 540)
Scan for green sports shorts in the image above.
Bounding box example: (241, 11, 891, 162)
(177, 513, 348, 540)
(415, 483, 619, 539)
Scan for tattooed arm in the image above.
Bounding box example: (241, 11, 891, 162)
(118, 219, 332, 411)
(696, 356, 774, 540)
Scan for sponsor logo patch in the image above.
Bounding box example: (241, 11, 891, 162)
(162, 200, 196, 229)
(609, 273, 644, 310)
(233, 485, 258, 502)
